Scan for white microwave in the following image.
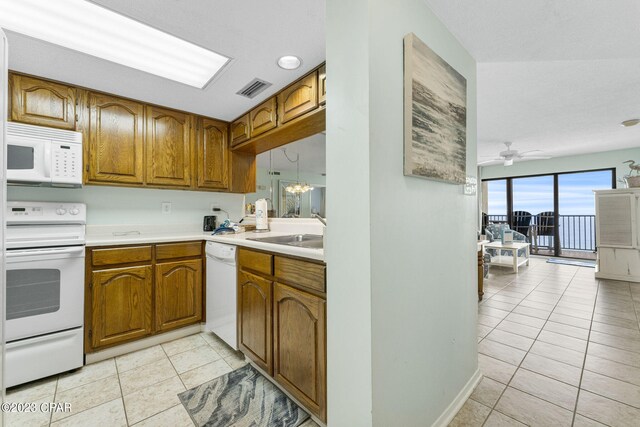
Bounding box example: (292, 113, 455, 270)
(6, 122, 83, 187)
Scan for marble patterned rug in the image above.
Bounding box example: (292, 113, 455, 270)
(178, 364, 310, 427)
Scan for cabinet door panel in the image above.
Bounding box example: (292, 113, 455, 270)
(238, 270, 273, 374)
(230, 114, 250, 146)
(155, 259, 203, 332)
(91, 265, 153, 349)
(10, 74, 76, 130)
(88, 93, 145, 184)
(249, 98, 277, 137)
(146, 107, 193, 187)
(197, 117, 228, 190)
(318, 65, 326, 105)
(278, 72, 318, 124)
(273, 282, 326, 421)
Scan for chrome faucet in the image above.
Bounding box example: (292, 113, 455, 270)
(311, 213, 327, 226)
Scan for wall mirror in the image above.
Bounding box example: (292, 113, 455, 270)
(246, 133, 326, 218)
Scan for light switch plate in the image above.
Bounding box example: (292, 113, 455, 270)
(463, 176, 477, 196)
(161, 202, 172, 214)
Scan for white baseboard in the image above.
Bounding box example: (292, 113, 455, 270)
(85, 324, 203, 364)
(595, 271, 640, 283)
(431, 369, 482, 427)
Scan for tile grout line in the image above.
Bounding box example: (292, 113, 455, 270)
(48, 371, 122, 425)
(480, 266, 588, 426)
(160, 341, 189, 392)
(570, 280, 640, 420)
(629, 280, 640, 340)
(48, 375, 59, 426)
(478, 265, 569, 426)
(114, 358, 131, 427)
(496, 268, 585, 422)
(570, 275, 601, 427)
(118, 338, 216, 427)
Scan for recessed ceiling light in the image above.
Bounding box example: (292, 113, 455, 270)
(277, 55, 302, 70)
(621, 119, 640, 127)
(0, 0, 230, 88)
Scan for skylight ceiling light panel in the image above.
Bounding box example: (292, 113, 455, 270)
(0, 0, 230, 88)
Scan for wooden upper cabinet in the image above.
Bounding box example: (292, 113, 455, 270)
(155, 259, 203, 332)
(146, 106, 193, 187)
(90, 265, 153, 349)
(10, 74, 76, 130)
(273, 282, 326, 421)
(238, 269, 273, 374)
(230, 114, 250, 146)
(278, 72, 318, 124)
(87, 92, 145, 184)
(318, 65, 326, 105)
(249, 97, 277, 137)
(197, 117, 228, 190)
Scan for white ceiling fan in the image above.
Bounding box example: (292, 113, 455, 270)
(478, 142, 551, 166)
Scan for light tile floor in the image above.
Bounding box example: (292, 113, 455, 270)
(6, 332, 320, 426)
(451, 256, 640, 426)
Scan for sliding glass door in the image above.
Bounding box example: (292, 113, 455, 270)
(512, 175, 555, 256)
(482, 168, 614, 259)
(483, 179, 507, 223)
(558, 170, 614, 258)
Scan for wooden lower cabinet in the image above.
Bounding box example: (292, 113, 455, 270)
(86, 241, 204, 352)
(155, 259, 203, 332)
(90, 265, 153, 349)
(273, 282, 326, 421)
(237, 248, 326, 422)
(238, 270, 273, 374)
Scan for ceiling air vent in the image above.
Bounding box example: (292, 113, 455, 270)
(236, 78, 272, 99)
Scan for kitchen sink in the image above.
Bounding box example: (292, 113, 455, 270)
(247, 234, 323, 249)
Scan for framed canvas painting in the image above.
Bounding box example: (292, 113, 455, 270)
(404, 33, 467, 184)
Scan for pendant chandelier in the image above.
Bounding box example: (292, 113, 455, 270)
(283, 149, 314, 194)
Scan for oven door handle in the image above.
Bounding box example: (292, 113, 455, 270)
(6, 246, 85, 258)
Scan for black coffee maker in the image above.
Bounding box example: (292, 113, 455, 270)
(203, 215, 217, 232)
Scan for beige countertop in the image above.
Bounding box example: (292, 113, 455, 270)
(85, 220, 325, 262)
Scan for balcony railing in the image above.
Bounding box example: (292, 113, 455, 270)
(484, 214, 596, 253)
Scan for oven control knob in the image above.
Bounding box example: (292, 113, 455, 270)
(56, 208, 67, 215)
(70, 208, 80, 215)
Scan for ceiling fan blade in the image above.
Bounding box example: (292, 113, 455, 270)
(478, 159, 503, 165)
(519, 150, 543, 155)
(520, 155, 551, 160)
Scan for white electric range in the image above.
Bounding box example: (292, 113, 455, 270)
(5, 201, 86, 387)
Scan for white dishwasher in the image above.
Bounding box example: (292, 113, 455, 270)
(205, 242, 238, 350)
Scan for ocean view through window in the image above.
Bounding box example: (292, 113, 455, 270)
(482, 168, 615, 258)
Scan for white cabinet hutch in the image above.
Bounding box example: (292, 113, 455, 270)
(594, 188, 640, 282)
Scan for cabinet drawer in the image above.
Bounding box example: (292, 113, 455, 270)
(92, 246, 152, 267)
(156, 242, 202, 260)
(275, 257, 325, 293)
(238, 249, 273, 275)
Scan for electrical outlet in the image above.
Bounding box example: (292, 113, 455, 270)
(161, 202, 172, 214)
(210, 203, 220, 212)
